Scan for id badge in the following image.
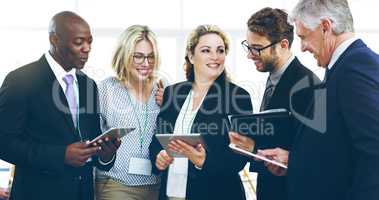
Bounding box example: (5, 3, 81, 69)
(128, 157, 152, 176)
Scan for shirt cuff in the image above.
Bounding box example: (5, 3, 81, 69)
(98, 155, 115, 165)
(194, 164, 202, 170)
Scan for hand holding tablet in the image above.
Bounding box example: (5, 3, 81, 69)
(89, 128, 135, 145)
(156, 133, 206, 158)
(229, 144, 288, 169)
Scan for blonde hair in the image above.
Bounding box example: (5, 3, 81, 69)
(184, 24, 230, 81)
(112, 25, 160, 83)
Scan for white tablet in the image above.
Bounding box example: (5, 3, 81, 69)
(229, 144, 288, 169)
(89, 128, 135, 145)
(156, 133, 206, 158)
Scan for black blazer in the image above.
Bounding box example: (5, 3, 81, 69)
(288, 40, 379, 200)
(252, 57, 318, 200)
(149, 72, 253, 200)
(0, 56, 114, 200)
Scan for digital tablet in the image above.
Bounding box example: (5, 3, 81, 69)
(229, 144, 287, 169)
(156, 133, 206, 158)
(228, 108, 292, 149)
(89, 128, 135, 145)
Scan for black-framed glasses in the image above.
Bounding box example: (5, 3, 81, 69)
(241, 40, 279, 56)
(132, 53, 155, 64)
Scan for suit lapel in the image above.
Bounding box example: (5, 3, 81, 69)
(166, 82, 192, 134)
(293, 40, 365, 145)
(40, 56, 76, 134)
(192, 74, 227, 132)
(323, 39, 364, 85)
(267, 58, 298, 109)
(76, 72, 92, 140)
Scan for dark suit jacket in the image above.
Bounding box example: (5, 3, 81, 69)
(252, 57, 318, 200)
(0, 56, 114, 200)
(149, 72, 253, 200)
(288, 39, 379, 200)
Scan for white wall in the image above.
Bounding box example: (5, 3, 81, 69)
(1, 0, 379, 109)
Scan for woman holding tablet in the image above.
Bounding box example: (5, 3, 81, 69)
(95, 25, 161, 200)
(149, 25, 253, 200)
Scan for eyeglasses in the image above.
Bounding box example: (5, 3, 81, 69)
(241, 40, 279, 56)
(132, 53, 155, 64)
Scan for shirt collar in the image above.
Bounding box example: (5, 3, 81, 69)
(326, 37, 358, 70)
(269, 53, 295, 86)
(45, 51, 77, 85)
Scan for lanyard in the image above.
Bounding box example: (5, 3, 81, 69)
(181, 90, 197, 135)
(125, 90, 149, 152)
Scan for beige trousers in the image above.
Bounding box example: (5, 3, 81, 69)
(95, 178, 160, 200)
(168, 197, 186, 200)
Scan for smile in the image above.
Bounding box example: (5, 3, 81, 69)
(207, 63, 220, 68)
(137, 68, 151, 75)
(80, 57, 88, 62)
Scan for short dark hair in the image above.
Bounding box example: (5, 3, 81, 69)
(247, 7, 294, 47)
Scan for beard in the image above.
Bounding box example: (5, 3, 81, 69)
(259, 52, 279, 73)
(261, 59, 276, 72)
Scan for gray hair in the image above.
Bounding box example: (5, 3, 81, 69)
(289, 0, 354, 34)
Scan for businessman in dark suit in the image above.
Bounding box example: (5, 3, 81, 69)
(229, 7, 318, 200)
(258, 1, 379, 200)
(0, 11, 120, 200)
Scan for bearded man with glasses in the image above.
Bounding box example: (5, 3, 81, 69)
(229, 7, 319, 200)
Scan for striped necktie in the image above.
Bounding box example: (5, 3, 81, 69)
(260, 77, 275, 111)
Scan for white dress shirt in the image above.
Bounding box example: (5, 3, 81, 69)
(45, 51, 78, 95)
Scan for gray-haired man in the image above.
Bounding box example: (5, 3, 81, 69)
(260, 1, 379, 200)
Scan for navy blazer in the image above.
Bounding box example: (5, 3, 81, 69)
(288, 39, 379, 200)
(252, 57, 318, 200)
(0, 56, 114, 200)
(149, 72, 253, 200)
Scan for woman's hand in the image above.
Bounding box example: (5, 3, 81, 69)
(155, 150, 173, 171)
(168, 139, 206, 168)
(155, 80, 164, 107)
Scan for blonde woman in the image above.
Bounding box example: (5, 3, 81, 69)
(95, 25, 161, 200)
(149, 25, 253, 200)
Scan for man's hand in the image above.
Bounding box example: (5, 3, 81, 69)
(155, 80, 164, 107)
(0, 188, 9, 200)
(65, 141, 100, 167)
(229, 131, 255, 152)
(258, 148, 289, 176)
(92, 137, 121, 163)
(168, 140, 206, 168)
(156, 150, 173, 171)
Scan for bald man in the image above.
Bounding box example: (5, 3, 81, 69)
(0, 11, 120, 200)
